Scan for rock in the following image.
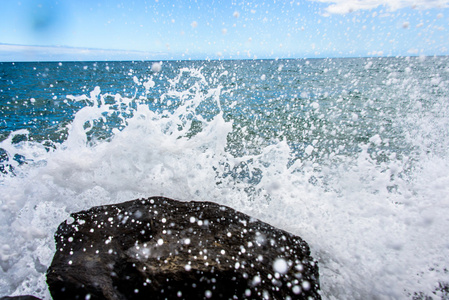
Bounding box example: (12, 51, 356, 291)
(47, 197, 321, 299)
(0, 296, 42, 300)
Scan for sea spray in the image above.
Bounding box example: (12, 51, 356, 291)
(1, 58, 448, 299)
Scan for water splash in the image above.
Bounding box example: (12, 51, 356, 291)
(1, 59, 448, 299)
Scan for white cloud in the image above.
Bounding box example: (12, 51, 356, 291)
(0, 44, 166, 62)
(407, 48, 420, 54)
(313, 0, 449, 14)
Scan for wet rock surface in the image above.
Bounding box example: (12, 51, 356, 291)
(47, 196, 321, 299)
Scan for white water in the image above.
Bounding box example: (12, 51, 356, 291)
(1, 66, 449, 299)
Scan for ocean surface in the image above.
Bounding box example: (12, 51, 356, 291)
(1, 57, 448, 299)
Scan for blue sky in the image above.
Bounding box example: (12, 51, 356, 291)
(0, 0, 448, 61)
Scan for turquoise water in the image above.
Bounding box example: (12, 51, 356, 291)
(1, 57, 449, 299)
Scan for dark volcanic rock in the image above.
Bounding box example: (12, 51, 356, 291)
(47, 197, 321, 299)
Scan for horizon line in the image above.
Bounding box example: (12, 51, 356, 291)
(1, 54, 447, 64)
(0, 43, 446, 63)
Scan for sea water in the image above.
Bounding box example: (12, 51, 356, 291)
(0, 57, 448, 299)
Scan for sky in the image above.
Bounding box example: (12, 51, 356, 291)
(0, 0, 448, 61)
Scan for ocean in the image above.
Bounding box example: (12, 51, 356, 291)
(1, 57, 448, 299)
